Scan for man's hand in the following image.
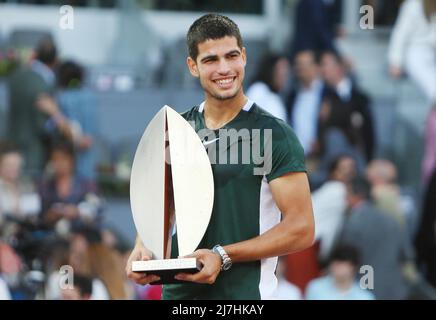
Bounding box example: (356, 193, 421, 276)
(175, 249, 221, 284)
(126, 242, 160, 285)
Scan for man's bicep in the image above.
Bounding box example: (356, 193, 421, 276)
(269, 172, 314, 221)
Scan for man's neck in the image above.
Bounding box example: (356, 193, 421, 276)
(334, 277, 353, 292)
(203, 91, 248, 130)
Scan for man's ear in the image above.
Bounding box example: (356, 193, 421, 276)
(187, 57, 199, 78)
(241, 47, 247, 67)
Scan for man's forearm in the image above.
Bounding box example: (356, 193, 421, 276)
(135, 235, 144, 247)
(223, 216, 314, 263)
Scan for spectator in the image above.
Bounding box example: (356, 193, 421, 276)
(366, 159, 404, 223)
(56, 60, 99, 186)
(388, 0, 436, 105)
(0, 144, 41, 221)
(306, 244, 375, 300)
(319, 50, 375, 165)
(246, 53, 289, 121)
(7, 37, 73, 177)
(286, 50, 327, 156)
(271, 257, 302, 300)
(39, 142, 101, 232)
(45, 232, 110, 300)
(291, 0, 342, 57)
(422, 105, 436, 186)
(339, 177, 413, 299)
(0, 274, 12, 300)
(60, 274, 93, 300)
(415, 169, 436, 288)
(312, 155, 356, 263)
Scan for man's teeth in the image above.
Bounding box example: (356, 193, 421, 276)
(217, 78, 233, 85)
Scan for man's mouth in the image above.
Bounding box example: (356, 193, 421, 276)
(214, 77, 236, 89)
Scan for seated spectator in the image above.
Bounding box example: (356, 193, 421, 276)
(272, 257, 302, 300)
(366, 159, 418, 239)
(45, 232, 110, 300)
(286, 50, 327, 157)
(306, 244, 375, 300)
(60, 273, 93, 300)
(39, 142, 102, 232)
(0, 274, 12, 300)
(339, 177, 413, 299)
(246, 53, 289, 121)
(415, 169, 436, 288)
(318, 50, 375, 167)
(0, 144, 41, 221)
(422, 105, 436, 187)
(56, 60, 99, 187)
(312, 154, 356, 264)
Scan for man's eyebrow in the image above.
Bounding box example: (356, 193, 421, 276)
(200, 54, 218, 62)
(226, 50, 241, 56)
(200, 49, 241, 62)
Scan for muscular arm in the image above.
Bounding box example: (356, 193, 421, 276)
(176, 171, 315, 284)
(224, 171, 315, 262)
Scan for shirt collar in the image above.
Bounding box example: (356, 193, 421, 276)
(198, 99, 254, 113)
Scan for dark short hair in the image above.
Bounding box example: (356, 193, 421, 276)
(327, 153, 354, 176)
(187, 13, 243, 61)
(329, 244, 360, 267)
(349, 176, 371, 200)
(251, 53, 287, 93)
(321, 49, 344, 65)
(0, 141, 20, 160)
(50, 141, 75, 161)
(35, 36, 57, 66)
(73, 274, 93, 297)
(57, 60, 84, 88)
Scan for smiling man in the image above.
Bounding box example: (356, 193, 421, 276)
(126, 13, 315, 300)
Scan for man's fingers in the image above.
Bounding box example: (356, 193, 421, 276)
(137, 275, 161, 286)
(175, 268, 216, 284)
(128, 271, 160, 285)
(178, 253, 196, 259)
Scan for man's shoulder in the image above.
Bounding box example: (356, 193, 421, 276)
(251, 104, 300, 141)
(180, 105, 200, 121)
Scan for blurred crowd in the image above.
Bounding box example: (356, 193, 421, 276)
(0, 0, 435, 300)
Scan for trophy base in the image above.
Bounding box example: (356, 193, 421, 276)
(132, 258, 202, 284)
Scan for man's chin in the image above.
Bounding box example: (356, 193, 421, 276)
(208, 89, 240, 101)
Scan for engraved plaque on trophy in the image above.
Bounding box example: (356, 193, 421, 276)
(130, 106, 214, 284)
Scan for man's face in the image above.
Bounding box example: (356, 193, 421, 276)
(330, 260, 356, 283)
(50, 150, 74, 177)
(320, 53, 344, 86)
(0, 152, 22, 182)
(333, 156, 356, 183)
(187, 36, 246, 101)
(294, 51, 319, 85)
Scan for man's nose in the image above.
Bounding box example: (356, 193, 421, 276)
(217, 58, 231, 74)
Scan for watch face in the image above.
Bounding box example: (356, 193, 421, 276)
(222, 260, 232, 271)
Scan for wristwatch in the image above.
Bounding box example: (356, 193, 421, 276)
(212, 244, 232, 271)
